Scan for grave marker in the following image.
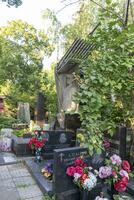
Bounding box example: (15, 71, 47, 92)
(42, 131, 75, 159)
(53, 147, 88, 193)
(53, 147, 103, 200)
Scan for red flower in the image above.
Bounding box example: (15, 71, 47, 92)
(114, 177, 129, 192)
(75, 166, 83, 175)
(122, 160, 131, 172)
(82, 163, 87, 168)
(80, 173, 88, 184)
(121, 176, 129, 185)
(74, 158, 84, 166)
(28, 137, 46, 149)
(66, 166, 76, 177)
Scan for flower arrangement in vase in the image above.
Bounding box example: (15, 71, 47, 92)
(66, 157, 98, 200)
(28, 130, 46, 162)
(98, 154, 132, 199)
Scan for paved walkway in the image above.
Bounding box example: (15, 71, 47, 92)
(0, 162, 45, 200)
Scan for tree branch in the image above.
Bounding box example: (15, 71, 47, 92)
(59, 0, 124, 25)
(89, 22, 100, 35)
(90, 0, 124, 25)
(130, 1, 134, 23)
(124, 0, 131, 26)
(56, 0, 81, 14)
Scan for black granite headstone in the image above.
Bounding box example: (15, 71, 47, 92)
(42, 131, 75, 159)
(64, 113, 81, 132)
(53, 147, 88, 194)
(104, 127, 132, 160)
(53, 147, 103, 200)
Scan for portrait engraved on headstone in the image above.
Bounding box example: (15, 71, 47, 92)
(59, 133, 67, 144)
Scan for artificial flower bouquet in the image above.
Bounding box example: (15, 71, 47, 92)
(66, 157, 98, 192)
(28, 137, 45, 149)
(28, 130, 46, 150)
(98, 154, 132, 193)
(41, 161, 53, 181)
(28, 130, 46, 162)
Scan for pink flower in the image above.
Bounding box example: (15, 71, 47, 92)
(119, 169, 129, 179)
(112, 171, 117, 177)
(66, 166, 76, 177)
(74, 158, 84, 166)
(122, 160, 131, 172)
(99, 166, 112, 179)
(103, 139, 111, 149)
(110, 154, 122, 166)
(75, 166, 83, 175)
(114, 178, 127, 192)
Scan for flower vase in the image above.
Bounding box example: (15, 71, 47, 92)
(80, 189, 90, 200)
(34, 148, 42, 163)
(107, 182, 118, 200)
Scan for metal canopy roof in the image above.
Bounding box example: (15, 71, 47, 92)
(56, 38, 95, 74)
(56, 23, 100, 74)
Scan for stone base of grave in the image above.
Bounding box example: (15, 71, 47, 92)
(0, 152, 18, 165)
(25, 158, 53, 196)
(127, 179, 134, 196)
(56, 189, 80, 200)
(12, 134, 33, 156)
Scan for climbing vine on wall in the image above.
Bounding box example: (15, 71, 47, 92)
(76, 3, 134, 154)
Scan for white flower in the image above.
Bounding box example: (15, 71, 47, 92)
(95, 197, 108, 200)
(74, 173, 81, 181)
(89, 167, 93, 170)
(119, 169, 129, 179)
(94, 169, 99, 175)
(83, 172, 97, 191)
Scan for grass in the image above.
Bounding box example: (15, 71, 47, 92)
(42, 194, 56, 200)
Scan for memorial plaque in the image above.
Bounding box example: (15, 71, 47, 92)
(53, 147, 88, 194)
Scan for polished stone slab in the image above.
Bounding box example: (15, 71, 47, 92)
(25, 158, 53, 196)
(0, 152, 18, 165)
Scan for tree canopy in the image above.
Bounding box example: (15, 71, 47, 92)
(0, 20, 56, 117)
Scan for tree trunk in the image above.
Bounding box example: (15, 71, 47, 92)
(35, 92, 46, 128)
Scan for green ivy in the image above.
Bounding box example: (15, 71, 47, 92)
(76, 3, 134, 154)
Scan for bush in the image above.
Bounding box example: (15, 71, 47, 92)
(0, 115, 17, 130)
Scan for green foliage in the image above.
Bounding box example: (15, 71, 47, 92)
(0, 20, 57, 118)
(61, 0, 99, 49)
(75, 2, 134, 154)
(113, 194, 133, 200)
(0, 115, 17, 130)
(40, 68, 58, 118)
(13, 129, 29, 137)
(0, 20, 52, 91)
(42, 194, 55, 200)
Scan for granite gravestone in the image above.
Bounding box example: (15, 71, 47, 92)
(53, 147, 88, 200)
(42, 130, 75, 159)
(53, 147, 88, 193)
(53, 147, 104, 200)
(104, 127, 132, 160)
